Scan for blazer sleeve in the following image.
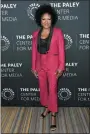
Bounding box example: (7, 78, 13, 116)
(31, 32, 37, 72)
(57, 29, 65, 71)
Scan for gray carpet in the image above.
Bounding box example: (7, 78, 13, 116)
(1, 107, 90, 133)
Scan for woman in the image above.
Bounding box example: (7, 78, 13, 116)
(31, 4, 65, 131)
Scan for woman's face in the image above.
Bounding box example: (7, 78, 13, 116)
(41, 13, 52, 29)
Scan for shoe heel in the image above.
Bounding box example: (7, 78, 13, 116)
(50, 114, 56, 131)
(40, 108, 50, 119)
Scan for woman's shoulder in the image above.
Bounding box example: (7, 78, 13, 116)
(54, 26, 62, 32)
(54, 27, 64, 36)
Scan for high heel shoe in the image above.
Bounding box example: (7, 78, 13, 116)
(40, 106, 51, 119)
(50, 114, 56, 131)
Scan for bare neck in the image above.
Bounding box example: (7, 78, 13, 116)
(42, 27, 50, 33)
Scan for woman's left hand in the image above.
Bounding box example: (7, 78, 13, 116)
(55, 70, 63, 79)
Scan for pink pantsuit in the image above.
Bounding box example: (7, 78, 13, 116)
(31, 27, 65, 112)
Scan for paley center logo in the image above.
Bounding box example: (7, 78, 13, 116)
(20, 88, 40, 101)
(50, 2, 79, 21)
(1, 63, 23, 78)
(1, 88, 15, 100)
(78, 88, 90, 102)
(1, 4, 17, 22)
(58, 88, 72, 101)
(63, 62, 78, 77)
(27, 3, 40, 20)
(1, 35, 10, 51)
(77, 34, 89, 50)
(64, 34, 73, 49)
(15, 34, 32, 51)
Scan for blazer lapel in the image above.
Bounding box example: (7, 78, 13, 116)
(47, 27, 53, 51)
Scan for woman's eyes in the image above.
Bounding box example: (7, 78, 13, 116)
(42, 19, 51, 20)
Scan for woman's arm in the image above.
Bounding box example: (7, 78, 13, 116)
(57, 29, 65, 72)
(31, 32, 37, 72)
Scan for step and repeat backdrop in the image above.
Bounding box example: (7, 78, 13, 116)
(1, 0, 89, 107)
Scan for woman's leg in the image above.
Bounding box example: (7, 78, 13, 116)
(46, 70, 58, 130)
(38, 69, 51, 117)
(46, 70, 58, 113)
(38, 69, 49, 107)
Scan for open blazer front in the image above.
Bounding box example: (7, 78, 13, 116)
(31, 27, 65, 72)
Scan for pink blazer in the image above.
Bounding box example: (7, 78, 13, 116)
(31, 27, 65, 72)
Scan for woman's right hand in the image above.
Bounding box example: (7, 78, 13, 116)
(31, 69, 38, 78)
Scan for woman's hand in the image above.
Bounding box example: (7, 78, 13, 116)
(31, 69, 38, 78)
(55, 70, 63, 79)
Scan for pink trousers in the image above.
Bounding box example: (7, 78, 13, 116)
(38, 54, 58, 112)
